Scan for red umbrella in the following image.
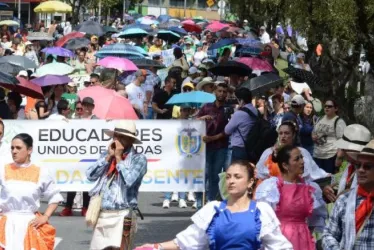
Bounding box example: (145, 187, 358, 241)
(182, 23, 202, 33)
(55, 32, 85, 47)
(206, 21, 229, 32)
(0, 76, 44, 99)
(237, 57, 273, 72)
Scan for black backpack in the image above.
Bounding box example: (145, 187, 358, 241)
(238, 107, 278, 162)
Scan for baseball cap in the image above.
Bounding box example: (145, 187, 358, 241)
(291, 95, 306, 106)
(135, 69, 148, 77)
(297, 53, 305, 59)
(188, 67, 200, 75)
(183, 82, 195, 89)
(82, 97, 95, 106)
(17, 70, 28, 78)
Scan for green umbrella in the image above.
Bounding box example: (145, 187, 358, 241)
(102, 25, 119, 34)
(35, 62, 74, 77)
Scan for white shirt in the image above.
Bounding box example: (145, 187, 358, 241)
(126, 82, 145, 113)
(193, 51, 207, 67)
(260, 32, 271, 44)
(47, 113, 67, 120)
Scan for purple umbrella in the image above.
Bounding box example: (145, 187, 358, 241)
(31, 75, 72, 86)
(41, 47, 75, 57)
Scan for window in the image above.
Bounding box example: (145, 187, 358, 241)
(170, 0, 195, 7)
(148, 0, 163, 6)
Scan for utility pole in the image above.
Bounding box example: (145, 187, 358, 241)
(98, 0, 102, 24)
(123, 0, 126, 21)
(183, 0, 186, 18)
(18, 0, 21, 21)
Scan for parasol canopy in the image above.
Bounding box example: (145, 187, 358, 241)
(34, 1, 72, 13)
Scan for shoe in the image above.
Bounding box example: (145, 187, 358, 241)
(59, 208, 73, 216)
(81, 207, 88, 217)
(187, 192, 195, 202)
(162, 199, 170, 209)
(171, 192, 179, 202)
(179, 199, 187, 208)
(192, 202, 197, 209)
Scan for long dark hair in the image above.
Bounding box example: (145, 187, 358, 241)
(272, 145, 298, 173)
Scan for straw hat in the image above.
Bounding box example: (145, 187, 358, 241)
(196, 77, 214, 90)
(104, 120, 142, 144)
(335, 124, 371, 152)
(347, 139, 374, 161)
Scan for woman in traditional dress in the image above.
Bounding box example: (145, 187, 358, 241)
(137, 160, 293, 250)
(0, 133, 63, 250)
(256, 145, 327, 250)
(256, 121, 328, 182)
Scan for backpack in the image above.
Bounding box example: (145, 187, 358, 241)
(238, 107, 278, 163)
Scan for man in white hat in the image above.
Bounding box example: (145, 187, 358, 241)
(323, 139, 374, 250)
(322, 124, 372, 203)
(259, 26, 270, 44)
(196, 77, 215, 93)
(86, 120, 147, 250)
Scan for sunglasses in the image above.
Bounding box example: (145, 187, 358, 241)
(183, 87, 193, 92)
(324, 105, 334, 109)
(355, 163, 374, 171)
(76, 107, 83, 111)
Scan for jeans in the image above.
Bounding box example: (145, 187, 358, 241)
(164, 192, 186, 200)
(231, 146, 250, 162)
(65, 192, 90, 209)
(314, 155, 337, 174)
(145, 106, 154, 119)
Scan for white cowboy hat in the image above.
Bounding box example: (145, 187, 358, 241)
(347, 139, 374, 161)
(196, 77, 214, 91)
(104, 120, 142, 144)
(335, 124, 371, 152)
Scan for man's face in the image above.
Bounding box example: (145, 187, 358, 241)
(202, 83, 214, 93)
(90, 77, 100, 86)
(113, 134, 134, 149)
(356, 155, 374, 187)
(215, 86, 228, 102)
(78, 52, 85, 61)
(165, 78, 176, 90)
(82, 103, 94, 115)
(62, 106, 71, 118)
(75, 103, 84, 117)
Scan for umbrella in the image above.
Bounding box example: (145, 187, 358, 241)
(31, 74, 72, 86)
(136, 17, 159, 25)
(34, 1, 72, 13)
(209, 61, 252, 76)
(157, 15, 171, 23)
(206, 22, 230, 32)
(169, 26, 188, 36)
(157, 30, 180, 43)
(130, 58, 165, 69)
(41, 47, 74, 57)
(63, 37, 90, 50)
(95, 43, 147, 59)
(283, 67, 321, 86)
(0, 55, 37, 68)
(181, 19, 194, 25)
(118, 28, 148, 39)
(77, 20, 104, 36)
(236, 57, 273, 72)
(27, 32, 54, 41)
(234, 38, 261, 46)
(102, 26, 118, 34)
(0, 3, 9, 8)
(0, 76, 43, 99)
(35, 62, 74, 77)
(0, 20, 19, 26)
(122, 70, 159, 86)
(123, 23, 154, 33)
(0, 62, 24, 75)
(0, 71, 19, 85)
(55, 32, 85, 47)
(182, 23, 202, 33)
(166, 91, 216, 107)
(208, 38, 237, 50)
(78, 85, 114, 101)
(97, 57, 138, 72)
(241, 73, 283, 96)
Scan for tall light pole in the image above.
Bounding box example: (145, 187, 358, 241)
(18, 0, 21, 21)
(98, 0, 102, 24)
(183, 0, 186, 18)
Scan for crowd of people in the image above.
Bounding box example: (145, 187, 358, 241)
(0, 13, 373, 250)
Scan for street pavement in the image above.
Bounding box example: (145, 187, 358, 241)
(47, 192, 195, 250)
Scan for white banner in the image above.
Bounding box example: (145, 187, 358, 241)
(0, 120, 206, 192)
(68, 74, 90, 91)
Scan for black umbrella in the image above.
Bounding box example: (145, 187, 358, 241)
(157, 30, 180, 43)
(63, 37, 91, 50)
(103, 25, 119, 34)
(130, 58, 166, 69)
(283, 66, 321, 86)
(209, 61, 252, 77)
(0, 55, 37, 68)
(0, 62, 24, 76)
(0, 71, 20, 85)
(77, 20, 104, 36)
(241, 73, 283, 96)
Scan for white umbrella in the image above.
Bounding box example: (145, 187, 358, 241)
(35, 62, 74, 77)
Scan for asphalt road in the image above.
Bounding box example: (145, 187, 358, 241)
(48, 192, 195, 250)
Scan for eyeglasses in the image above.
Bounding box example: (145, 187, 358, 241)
(76, 107, 83, 111)
(183, 87, 193, 92)
(324, 105, 334, 109)
(355, 163, 374, 171)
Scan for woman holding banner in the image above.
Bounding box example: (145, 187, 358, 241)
(136, 160, 293, 250)
(0, 133, 63, 249)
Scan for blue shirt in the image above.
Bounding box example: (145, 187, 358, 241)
(86, 149, 147, 210)
(224, 103, 258, 148)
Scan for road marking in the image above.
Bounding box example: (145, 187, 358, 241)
(54, 237, 62, 249)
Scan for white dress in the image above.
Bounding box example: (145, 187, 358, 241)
(256, 147, 329, 181)
(174, 200, 293, 250)
(0, 162, 63, 250)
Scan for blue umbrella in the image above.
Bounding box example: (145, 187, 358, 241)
(235, 38, 261, 46)
(95, 43, 146, 59)
(166, 91, 216, 107)
(123, 23, 154, 33)
(136, 17, 159, 25)
(121, 69, 160, 86)
(208, 38, 237, 50)
(169, 26, 188, 36)
(0, 3, 10, 8)
(77, 20, 104, 36)
(118, 28, 148, 38)
(157, 15, 172, 23)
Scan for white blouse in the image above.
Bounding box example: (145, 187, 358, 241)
(174, 201, 293, 250)
(255, 177, 327, 232)
(0, 162, 63, 213)
(256, 147, 329, 181)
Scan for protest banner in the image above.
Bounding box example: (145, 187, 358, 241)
(0, 120, 206, 192)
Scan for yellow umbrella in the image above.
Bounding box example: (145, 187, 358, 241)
(34, 1, 72, 13)
(0, 20, 20, 26)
